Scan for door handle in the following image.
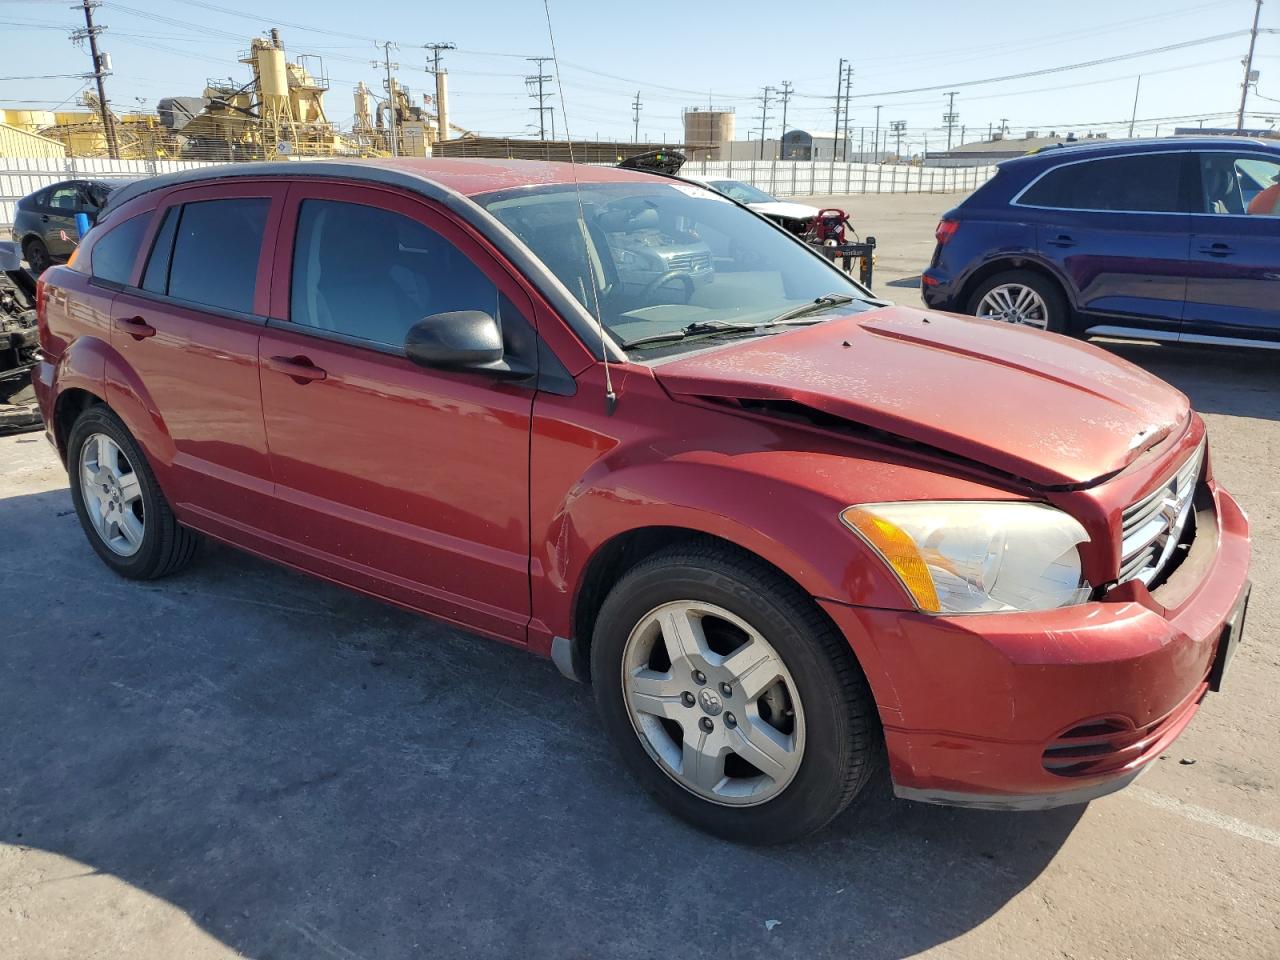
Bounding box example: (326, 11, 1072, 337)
(267, 355, 327, 384)
(40, 214, 50, 223)
(1046, 234, 1076, 248)
(1198, 242, 1234, 257)
(114, 316, 157, 340)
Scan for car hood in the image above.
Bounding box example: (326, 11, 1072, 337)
(652, 306, 1191, 487)
(748, 200, 820, 220)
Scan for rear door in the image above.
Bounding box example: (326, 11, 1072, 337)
(1183, 150, 1280, 346)
(108, 181, 285, 533)
(1017, 152, 1194, 336)
(257, 181, 538, 642)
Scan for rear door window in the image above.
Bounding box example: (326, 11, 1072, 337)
(289, 198, 498, 348)
(164, 198, 269, 314)
(90, 213, 151, 286)
(1019, 154, 1188, 213)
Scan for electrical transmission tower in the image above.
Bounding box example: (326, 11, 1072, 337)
(372, 41, 401, 156)
(777, 80, 792, 158)
(632, 90, 642, 142)
(890, 120, 907, 161)
(71, 0, 119, 159)
(424, 42, 455, 143)
(525, 57, 554, 140)
(755, 85, 776, 160)
(842, 63, 853, 161)
(943, 90, 959, 152)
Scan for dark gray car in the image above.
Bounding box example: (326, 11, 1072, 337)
(9, 179, 117, 273)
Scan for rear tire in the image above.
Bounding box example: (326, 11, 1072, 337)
(23, 237, 51, 275)
(966, 269, 1070, 334)
(591, 541, 880, 844)
(67, 405, 201, 580)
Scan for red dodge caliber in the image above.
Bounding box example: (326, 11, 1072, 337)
(34, 159, 1251, 843)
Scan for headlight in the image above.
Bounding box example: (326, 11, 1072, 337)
(840, 501, 1092, 614)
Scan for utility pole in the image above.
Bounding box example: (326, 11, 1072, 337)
(842, 64, 853, 161)
(423, 42, 455, 144)
(999, 117, 1010, 137)
(873, 104, 882, 163)
(858, 126, 865, 162)
(374, 41, 401, 156)
(943, 90, 959, 152)
(632, 90, 642, 142)
(525, 56, 554, 140)
(72, 0, 118, 159)
(778, 80, 793, 158)
(1237, 0, 1263, 131)
(890, 119, 906, 161)
(833, 59, 845, 162)
(756, 85, 775, 159)
(1128, 75, 1142, 138)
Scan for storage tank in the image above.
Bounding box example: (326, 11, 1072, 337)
(257, 43, 290, 103)
(682, 108, 735, 160)
(2, 110, 55, 132)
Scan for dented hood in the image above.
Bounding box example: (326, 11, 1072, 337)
(653, 306, 1191, 487)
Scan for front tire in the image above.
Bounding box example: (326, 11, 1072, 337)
(67, 405, 201, 579)
(967, 269, 1069, 334)
(591, 542, 880, 844)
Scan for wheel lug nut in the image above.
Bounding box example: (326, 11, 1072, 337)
(699, 717, 714, 732)
(719, 682, 732, 697)
(725, 713, 737, 728)
(681, 691, 696, 707)
(692, 670, 706, 685)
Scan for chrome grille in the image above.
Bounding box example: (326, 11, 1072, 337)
(1118, 442, 1205, 587)
(666, 252, 712, 272)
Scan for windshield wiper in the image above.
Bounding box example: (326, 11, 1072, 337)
(620, 320, 770, 349)
(767, 293, 857, 325)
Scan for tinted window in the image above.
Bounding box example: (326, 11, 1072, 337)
(90, 213, 150, 286)
(142, 206, 180, 294)
(290, 199, 498, 348)
(1019, 154, 1186, 213)
(167, 198, 269, 314)
(48, 185, 84, 212)
(1200, 153, 1280, 216)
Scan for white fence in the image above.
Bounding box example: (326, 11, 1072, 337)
(681, 159, 996, 198)
(2, 154, 997, 228)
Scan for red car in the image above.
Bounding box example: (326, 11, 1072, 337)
(33, 159, 1251, 843)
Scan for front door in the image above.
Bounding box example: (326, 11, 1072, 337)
(1183, 150, 1280, 345)
(42, 183, 87, 259)
(258, 183, 537, 643)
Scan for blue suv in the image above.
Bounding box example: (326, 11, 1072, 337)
(921, 137, 1280, 349)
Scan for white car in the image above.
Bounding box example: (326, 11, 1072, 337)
(685, 178, 822, 235)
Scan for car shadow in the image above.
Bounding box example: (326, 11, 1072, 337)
(1, 486, 1082, 960)
(1094, 340, 1279, 422)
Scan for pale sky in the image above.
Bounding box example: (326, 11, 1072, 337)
(2, 0, 1276, 151)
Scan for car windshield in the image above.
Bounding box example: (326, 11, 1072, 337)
(478, 181, 872, 352)
(705, 179, 779, 204)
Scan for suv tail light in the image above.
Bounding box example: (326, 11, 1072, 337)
(35, 275, 46, 325)
(934, 219, 960, 246)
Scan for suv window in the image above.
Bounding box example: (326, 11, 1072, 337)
(289, 199, 498, 348)
(90, 213, 150, 286)
(1200, 153, 1280, 216)
(166, 198, 269, 314)
(1019, 153, 1187, 213)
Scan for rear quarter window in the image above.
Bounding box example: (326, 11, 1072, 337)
(90, 213, 151, 286)
(1018, 153, 1187, 213)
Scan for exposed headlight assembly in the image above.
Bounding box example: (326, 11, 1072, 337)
(841, 502, 1092, 614)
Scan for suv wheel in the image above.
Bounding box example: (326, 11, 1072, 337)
(967, 269, 1069, 333)
(67, 405, 201, 579)
(591, 542, 880, 844)
(23, 237, 52, 274)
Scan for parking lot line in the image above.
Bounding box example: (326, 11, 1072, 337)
(1125, 786, 1280, 849)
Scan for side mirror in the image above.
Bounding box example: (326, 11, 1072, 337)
(404, 310, 529, 378)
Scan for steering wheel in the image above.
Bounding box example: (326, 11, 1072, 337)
(638, 270, 695, 303)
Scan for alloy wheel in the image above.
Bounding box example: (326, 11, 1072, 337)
(976, 283, 1049, 328)
(78, 433, 145, 557)
(620, 601, 805, 806)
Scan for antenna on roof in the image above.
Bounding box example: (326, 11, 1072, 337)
(540, 0, 616, 415)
